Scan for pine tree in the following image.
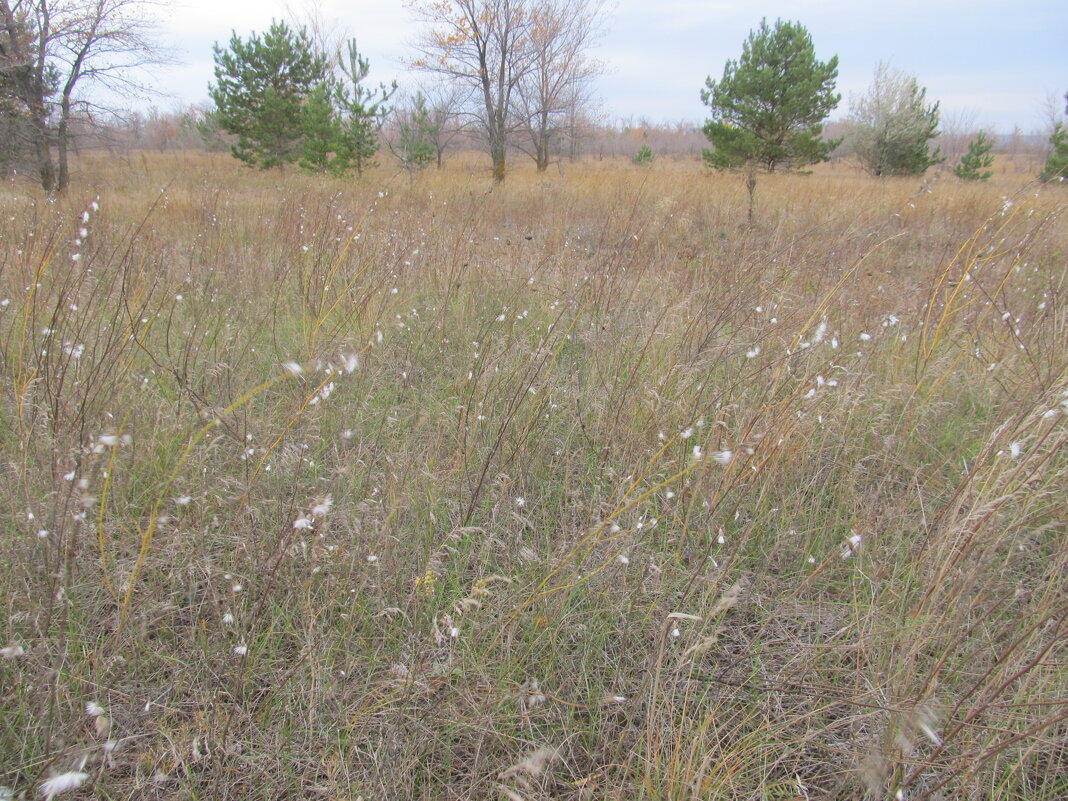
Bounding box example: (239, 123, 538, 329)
(954, 130, 995, 181)
(298, 83, 340, 173)
(701, 19, 841, 173)
(324, 40, 396, 177)
(0, 20, 55, 175)
(1040, 122, 1068, 183)
(632, 145, 654, 166)
(210, 21, 329, 169)
(849, 64, 943, 177)
(393, 91, 438, 177)
(700, 18, 840, 222)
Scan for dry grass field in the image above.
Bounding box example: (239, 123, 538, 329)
(1, 151, 1065, 800)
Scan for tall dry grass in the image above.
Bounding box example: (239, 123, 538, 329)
(0, 152, 1065, 800)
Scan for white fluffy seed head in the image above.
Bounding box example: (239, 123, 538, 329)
(39, 771, 89, 799)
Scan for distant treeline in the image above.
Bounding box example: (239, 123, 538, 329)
(6, 105, 1050, 176)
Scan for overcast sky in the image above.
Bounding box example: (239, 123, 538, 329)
(146, 0, 1066, 134)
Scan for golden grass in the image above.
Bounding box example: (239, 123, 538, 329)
(0, 151, 1065, 800)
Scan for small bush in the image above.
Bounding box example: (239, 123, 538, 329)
(954, 130, 995, 181)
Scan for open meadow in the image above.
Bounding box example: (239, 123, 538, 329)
(1, 153, 1066, 800)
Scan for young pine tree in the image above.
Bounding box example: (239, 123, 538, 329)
(1040, 123, 1068, 183)
(849, 64, 943, 177)
(633, 145, 654, 166)
(210, 21, 329, 169)
(954, 130, 995, 181)
(299, 83, 340, 173)
(326, 40, 396, 177)
(701, 18, 840, 223)
(701, 19, 840, 173)
(393, 91, 438, 178)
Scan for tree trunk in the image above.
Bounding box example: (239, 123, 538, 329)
(745, 167, 757, 226)
(483, 9, 511, 185)
(534, 110, 549, 172)
(535, 137, 549, 172)
(56, 94, 71, 191)
(491, 144, 506, 183)
(57, 27, 94, 193)
(488, 111, 507, 183)
(32, 120, 55, 192)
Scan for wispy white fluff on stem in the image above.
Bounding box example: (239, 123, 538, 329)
(311, 496, 332, 517)
(712, 450, 733, 465)
(38, 772, 89, 799)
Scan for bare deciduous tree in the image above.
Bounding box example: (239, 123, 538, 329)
(513, 0, 601, 172)
(938, 107, 978, 164)
(408, 0, 601, 181)
(0, 0, 167, 191)
(409, 0, 533, 182)
(422, 78, 469, 168)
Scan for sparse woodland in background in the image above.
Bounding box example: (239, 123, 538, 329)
(1, 1, 1065, 187)
(0, 3, 1067, 801)
(0, 0, 167, 191)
